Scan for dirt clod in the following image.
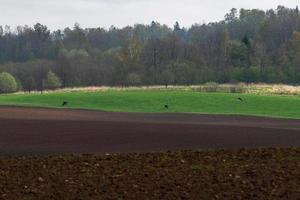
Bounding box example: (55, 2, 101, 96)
(0, 148, 299, 200)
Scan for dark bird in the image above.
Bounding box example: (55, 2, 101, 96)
(62, 101, 68, 106)
(237, 97, 243, 102)
(164, 105, 169, 109)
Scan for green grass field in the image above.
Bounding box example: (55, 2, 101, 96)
(0, 90, 300, 119)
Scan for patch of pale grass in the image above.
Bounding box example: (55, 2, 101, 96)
(246, 84, 300, 95)
(14, 85, 192, 94)
(11, 84, 300, 96)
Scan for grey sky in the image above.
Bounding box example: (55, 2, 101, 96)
(0, 0, 299, 30)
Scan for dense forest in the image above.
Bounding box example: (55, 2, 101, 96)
(1, 5, 300, 91)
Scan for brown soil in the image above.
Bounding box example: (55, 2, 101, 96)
(0, 148, 300, 200)
(0, 106, 300, 155)
(0, 107, 300, 199)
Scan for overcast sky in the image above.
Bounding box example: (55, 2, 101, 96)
(0, 0, 299, 30)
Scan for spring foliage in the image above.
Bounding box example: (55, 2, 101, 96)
(0, 72, 18, 93)
(45, 71, 62, 90)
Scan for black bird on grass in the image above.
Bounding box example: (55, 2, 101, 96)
(62, 101, 68, 106)
(164, 105, 169, 109)
(237, 97, 243, 102)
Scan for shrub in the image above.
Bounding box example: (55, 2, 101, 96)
(45, 70, 62, 90)
(0, 72, 18, 93)
(202, 82, 219, 92)
(229, 83, 247, 93)
(15, 78, 23, 91)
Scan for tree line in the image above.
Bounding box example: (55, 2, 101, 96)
(0, 5, 300, 92)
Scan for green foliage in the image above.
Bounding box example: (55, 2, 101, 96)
(44, 71, 62, 90)
(290, 31, 300, 54)
(59, 48, 89, 58)
(15, 78, 23, 91)
(0, 6, 300, 89)
(230, 41, 249, 67)
(68, 49, 89, 58)
(0, 72, 18, 93)
(232, 67, 261, 83)
(172, 61, 198, 85)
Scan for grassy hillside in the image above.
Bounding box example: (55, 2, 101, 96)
(0, 90, 300, 118)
